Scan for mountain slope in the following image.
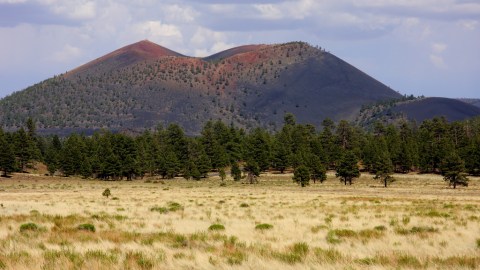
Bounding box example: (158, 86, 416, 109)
(0, 41, 401, 135)
(392, 97, 480, 122)
(356, 97, 480, 127)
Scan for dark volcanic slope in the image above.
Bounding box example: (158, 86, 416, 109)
(0, 41, 401, 135)
(458, 98, 480, 109)
(392, 97, 480, 122)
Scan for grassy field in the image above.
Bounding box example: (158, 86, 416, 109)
(0, 172, 479, 269)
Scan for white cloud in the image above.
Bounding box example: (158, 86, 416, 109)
(125, 20, 184, 50)
(134, 21, 182, 39)
(430, 54, 447, 69)
(48, 1, 97, 20)
(163, 4, 198, 23)
(432, 42, 447, 53)
(190, 27, 235, 57)
(53, 44, 81, 62)
(0, 0, 27, 3)
(254, 4, 283, 20)
(458, 20, 478, 30)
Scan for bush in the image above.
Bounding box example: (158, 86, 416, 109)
(255, 223, 273, 230)
(292, 242, 309, 257)
(102, 188, 111, 198)
(208, 224, 225, 231)
(476, 239, 480, 249)
(150, 206, 168, 214)
(239, 203, 249, 208)
(19, 222, 39, 232)
(77, 223, 96, 232)
(167, 202, 183, 212)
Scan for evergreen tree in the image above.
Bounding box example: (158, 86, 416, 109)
(336, 151, 360, 185)
(372, 148, 395, 187)
(320, 118, 339, 168)
(219, 168, 226, 181)
(271, 134, 291, 173)
(44, 135, 62, 176)
(14, 128, 37, 172)
(464, 134, 480, 175)
(293, 165, 310, 187)
(231, 162, 242, 181)
(305, 153, 326, 183)
(244, 128, 271, 172)
(0, 129, 15, 177)
(440, 151, 469, 189)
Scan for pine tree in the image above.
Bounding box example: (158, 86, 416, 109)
(231, 162, 242, 181)
(305, 153, 326, 183)
(219, 168, 226, 181)
(369, 137, 395, 187)
(293, 165, 310, 187)
(14, 128, 37, 172)
(0, 129, 15, 177)
(336, 151, 360, 185)
(441, 151, 469, 189)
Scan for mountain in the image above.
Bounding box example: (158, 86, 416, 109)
(0, 40, 403, 135)
(356, 97, 480, 127)
(458, 98, 480, 109)
(392, 97, 480, 122)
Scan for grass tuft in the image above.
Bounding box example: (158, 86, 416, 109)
(19, 222, 39, 232)
(150, 206, 168, 214)
(77, 223, 96, 232)
(255, 223, 273, 230)
(208, 224, 225, 231)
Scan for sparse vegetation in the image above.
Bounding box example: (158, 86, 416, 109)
(255, 223, 273, 230)
(102, 188, 111, 198)
(77, 223, 96, 232)
(19, 222, 39, 232)
(208, 224, 225, 231)
(0, 171, 478, 269)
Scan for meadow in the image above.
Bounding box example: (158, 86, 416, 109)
(0, 172, 479, 269)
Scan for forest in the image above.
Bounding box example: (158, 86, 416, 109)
(0, 114, 479, 188)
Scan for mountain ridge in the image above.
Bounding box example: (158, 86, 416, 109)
(1, 40, 476, 135)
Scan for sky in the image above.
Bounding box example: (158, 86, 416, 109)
(0, 0, 479, 98)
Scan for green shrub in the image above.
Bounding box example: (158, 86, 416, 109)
(292, 242, 309, 257)
(150, 206, 168, 214)
(255, 223, 273, 230)
(208, 224, 225, 231)
(410, 226, 438, 233)
(374, 225, 387, 231)
(77, 223, 96, 232)
(102, 188, 111, 198)
(395, 226, 438, 235)
(19, 222, 39, 232)
(274, 252, 302, 264)
(314, 247, 343, 263)
(226, 250, 246, 265)
(476, 239, 480, 249)
(239, 203, 249, 208)
(167, 202, 183, 212)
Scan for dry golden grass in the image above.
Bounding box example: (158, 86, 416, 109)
(0, 172, 479, 269)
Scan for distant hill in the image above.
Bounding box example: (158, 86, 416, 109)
(356, 97, 480, 127)
(458, 98, 480, 109)
(0, 40, 405, 135)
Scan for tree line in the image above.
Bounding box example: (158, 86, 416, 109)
(1, 114, 478, 188)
